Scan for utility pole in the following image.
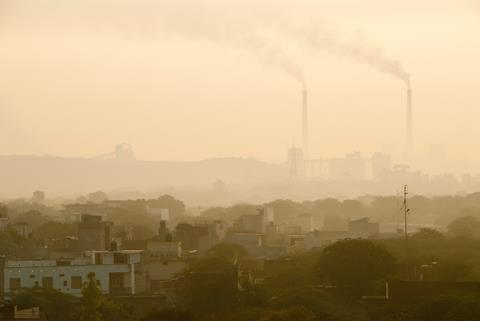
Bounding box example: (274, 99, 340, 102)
(403, 185, 410, 280)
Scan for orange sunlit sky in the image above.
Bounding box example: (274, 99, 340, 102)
(1, 0, 480, 173)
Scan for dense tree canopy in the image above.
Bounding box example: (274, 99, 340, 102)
(141, 308, 195, 321)
(34, 221, 77, 240)
(207, 242, 247, 262)
(177, 257, 238, 312)
(12, 288, 76, 321)
(32, 190, 46, 203)
(88, 191, 109, 204)
(317, 239, 395, 298)
(79, 273, 103, 321)
(259, 306, 318, 321)
(151, 195, 186, 218)
(447, 216, 480, 238)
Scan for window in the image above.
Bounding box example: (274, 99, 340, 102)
(109, 273, 124, 289)
(95, 253, 103, 265)
(71, 276, 82, 289)
(9, 278, 21, 291)
(42, 277, 53, 289)
(63, 280, 68, 287)
(113, 253, 127, 264)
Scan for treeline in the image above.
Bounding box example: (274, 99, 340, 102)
(202, 192, 480, 229)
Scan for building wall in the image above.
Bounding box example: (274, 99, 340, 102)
(4, 263, 131, 297)
(3, 252, 143, 298)
(149, 261, 185, 283)
(349, 219, 380, 238)
(78, 226, 106, 251)
(147, 241, 181, 260)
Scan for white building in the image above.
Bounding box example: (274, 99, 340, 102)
(1, 250, 143, 298)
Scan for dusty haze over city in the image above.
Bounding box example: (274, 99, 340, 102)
(1, 0, 480, 198)
(4, 2, 480, 321)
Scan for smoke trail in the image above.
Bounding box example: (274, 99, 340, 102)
(2, 1, 306, 87)
(284, 25, 409, 86)
(235, 32, 305, 88)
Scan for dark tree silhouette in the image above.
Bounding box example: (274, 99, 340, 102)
(141, 308, 195, 321)
(207, 242, 247, 262)
(260, 306, 317, 321)
(79, 273, 103, 321)
(317, 239, 395, 298)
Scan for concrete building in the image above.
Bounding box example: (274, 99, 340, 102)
(147, 241, 185, 292)
(147, 239, 181, 262)
(233, 212, 265, 233)
(304, 230, 351, 248)
(78, 215, 112, 251)
(304, 217, 380, 249)
(295, 214, 314, 233)
(328, 152, 366, 181)
(62, 203, 107, 222)
(175, 221, 225, 256)
(0, 250, 143, 299)
(348, 217, 380, 238)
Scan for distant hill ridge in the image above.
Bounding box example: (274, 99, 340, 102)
(0, 155, 285, 197)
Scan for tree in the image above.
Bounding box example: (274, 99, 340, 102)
(0, 227, 26, 255)
(369, 304, 413, 321)
(88, 191, 108, 204)
(149, 195, 185, 218)
(14, 210, 49, 229)
(264, 199, 301, 223)
(431, 260, 472, 281)
(177, 257, 237, 312)
(12, 288, 77, 321)
(79, 273, 103, 321)
(207, 242, 247, 262)
(34, 221, 77, 240)
(141, 308, 195, 321)
(269, 287, 333, 320)
(317, 239, 395, 298)
(444, 300, 480, 321)
(99, 299, 135, 321)
(414, 297, 462, 321)
(411, 228, 444, 240)
(32, 190, 46, 203)
(0, 203, 8, 217)
(260, 306, 317, 321)
(447, 216, 480, 238)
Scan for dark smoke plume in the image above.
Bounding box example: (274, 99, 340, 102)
(284, 25, 409, 86)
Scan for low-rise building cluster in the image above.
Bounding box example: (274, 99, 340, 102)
(0, 201, 383, 301)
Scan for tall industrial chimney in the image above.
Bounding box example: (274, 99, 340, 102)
(406, 79, 412, 159)
(302, 89, 309, 158)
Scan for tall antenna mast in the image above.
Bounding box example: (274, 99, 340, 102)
(403, 185, 410, 279)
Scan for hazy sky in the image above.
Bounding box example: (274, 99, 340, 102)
(1, 0, 480, 169)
